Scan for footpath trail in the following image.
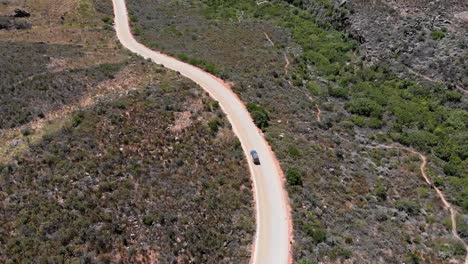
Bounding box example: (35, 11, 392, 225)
(372, 144, 468, 263)
(410, 150, 468, 264)
(111, 0, 293, 263)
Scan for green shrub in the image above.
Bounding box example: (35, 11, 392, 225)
(346, 98, 383, 117)
(406, 252, 421, 264)
(207, 100, 220, 112)
(113, 101, 128, 110)
(98, 63, 122, 77)
(177, 54, 189, 61)
(399, 130, 438, 151)
(287, 146, 301, 158)
(129, 14, 138, 23)
(297, 260, 317, 264)
(351, 115, 385, 129)
(368, 117, 383, 129)
(444, 90, 462, 102)
(437, 241, 466, 257)
(431, 30, 445, 40)
(395, 199, 420, 215)
(307, 81, 323, 96)
(328, 86, 348, 98)
(417, 187, 430, 198)
(143, 216, 154, 226)
(443, 162, 460, 177)
(20, 127, 33, 136)
(101, 16, 113, 24)
(133, 26, 143, 36)
(456, 215, 468, 238)
(286, 167, 303, 186)
(247, 103, 269, 129)
(303, 220, 326, 244)
(102, 24, 112, 31)
(208, 118, 221, 133)
(204, 63, 222, 75)
(177, 55, 223, 75)
(374, 182, 387, 201)
(72, 114, 83, 127)
(328, 246, 352, 260)
(350, 115, 366, 127)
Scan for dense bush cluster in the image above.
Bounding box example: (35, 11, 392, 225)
(246, 103, 270, 130)
(286, 167, 303, 186)
(0, 81, 253, 263)
(177, 54, 223, 75)
(194, 0, 468, 211)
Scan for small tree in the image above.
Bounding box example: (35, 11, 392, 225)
(286, 167, 302, 186)
(143, 216, 154, 226)
(247, 103, 269, 129)
(431, 30, 445, 40)
(208, 119, 221, 134)
(346, 98, 383, 117)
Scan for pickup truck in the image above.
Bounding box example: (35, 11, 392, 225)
(250, 150, 261, 165)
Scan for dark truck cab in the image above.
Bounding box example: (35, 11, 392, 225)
(250, 150, 261, 165)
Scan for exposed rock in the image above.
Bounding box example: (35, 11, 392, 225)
(13, 8, 30, 18)
(9, 139, 22, 148)
(343, 0, 468, 88)
(454, 11, 468, 22)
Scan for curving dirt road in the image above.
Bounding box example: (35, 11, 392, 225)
(111, 0, 292, 263)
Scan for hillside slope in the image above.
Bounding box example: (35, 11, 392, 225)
(127, 0, 467, 263)
(0, 0, 254, 262)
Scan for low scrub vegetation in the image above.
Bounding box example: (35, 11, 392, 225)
(431, 30, 446, 41)
(177, 54, 223, 75)
(128, 0, 467, 262)
(0, 41, 125, 129)
(0, 1, 254, 262)
(247, 103, 270, 130)
(0, 79, 254, 263)
(286, 167, 303, 186)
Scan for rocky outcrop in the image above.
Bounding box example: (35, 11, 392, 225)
(288, 0, 468, 91)
(0, 7, 32, 30)
(13, 8, 30, 18)
(343, 0, 468, 89)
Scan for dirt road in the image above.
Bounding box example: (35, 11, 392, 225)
(111, 0, 292, 263)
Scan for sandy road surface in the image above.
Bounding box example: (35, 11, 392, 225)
(111, 0, 292, 263)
